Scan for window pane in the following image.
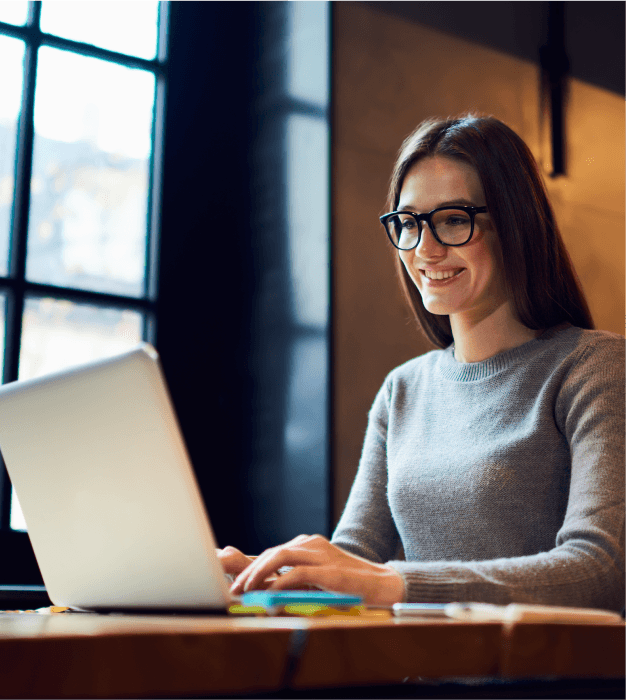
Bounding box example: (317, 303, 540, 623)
(27, 47, 155, 297)
(10, 491, 26, 530)
(0, 1, 29, 26)
(288, 1, 329, 108)
(19, 296, 143, 380)
(40, 1, 159, 60)
(286, 114, 329, 328)
(0, 36, 24, 277)
(0, 292, 6, 371)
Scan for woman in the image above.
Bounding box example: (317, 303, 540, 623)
(220, 115, 625, 611)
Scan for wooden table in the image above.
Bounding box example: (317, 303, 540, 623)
(0, 611, 623, 698)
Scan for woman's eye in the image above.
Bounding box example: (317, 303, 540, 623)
(400, 218, 416, 230)
(446, 216, 468, 227)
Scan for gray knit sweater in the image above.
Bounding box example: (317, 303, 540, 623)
(331, 324, 625, 611)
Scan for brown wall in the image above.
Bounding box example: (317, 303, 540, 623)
(331, 4, 625, 523)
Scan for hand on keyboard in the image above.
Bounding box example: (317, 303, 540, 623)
(218, 547, 289, 590)
(217, 547, 256, 577)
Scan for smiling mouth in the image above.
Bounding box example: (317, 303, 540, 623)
(421, 268, 464, 280)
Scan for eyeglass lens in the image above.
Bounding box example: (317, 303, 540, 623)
(387, 208, 473, 249)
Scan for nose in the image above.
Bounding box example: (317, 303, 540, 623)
(414, 221, 446, 259)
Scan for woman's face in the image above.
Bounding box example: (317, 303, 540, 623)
(397, 156, 508, 324)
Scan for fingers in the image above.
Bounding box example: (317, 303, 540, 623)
(224, 537, 405, 606)
(217, 546, 256, 576)
(230, 535, 328, 594)
(265, 565, 334, 592)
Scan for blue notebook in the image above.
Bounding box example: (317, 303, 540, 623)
(240, 591, 362, 607)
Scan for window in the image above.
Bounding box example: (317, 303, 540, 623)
(0, 2, 168, 533)
(240, 2, 331, 549)
(281, 2, 330, 536)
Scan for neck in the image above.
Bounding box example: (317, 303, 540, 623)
(450, 302, 541, 363)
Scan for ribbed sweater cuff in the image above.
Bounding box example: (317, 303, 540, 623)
(388, 561, 459, 604)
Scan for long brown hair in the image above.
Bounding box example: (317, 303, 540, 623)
(386, 115, 594, 348)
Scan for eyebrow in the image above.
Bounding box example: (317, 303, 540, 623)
(396, 198, 477, 212)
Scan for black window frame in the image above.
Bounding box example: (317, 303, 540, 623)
(0, 1, 334, 586)
(0, 1, 169, 575)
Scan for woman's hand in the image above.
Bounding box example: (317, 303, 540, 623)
(216, 546, 256, 577)
(229, 534, 405, 606)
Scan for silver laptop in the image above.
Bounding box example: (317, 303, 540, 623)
(0, 344, 233, 612)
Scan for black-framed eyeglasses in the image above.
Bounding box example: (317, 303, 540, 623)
(380, 206, 488, 249)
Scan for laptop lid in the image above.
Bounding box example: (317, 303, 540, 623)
(0, 344, 232, 612)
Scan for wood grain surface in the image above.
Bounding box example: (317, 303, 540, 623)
(0, 613, 623, 698)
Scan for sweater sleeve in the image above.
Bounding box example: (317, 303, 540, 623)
(331, 378, 401, 564)
(386, 336, 625, 611)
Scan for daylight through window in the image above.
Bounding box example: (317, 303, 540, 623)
(0, 1, 167, 531)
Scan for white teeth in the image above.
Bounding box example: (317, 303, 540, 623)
(423, 269, 461, 280)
